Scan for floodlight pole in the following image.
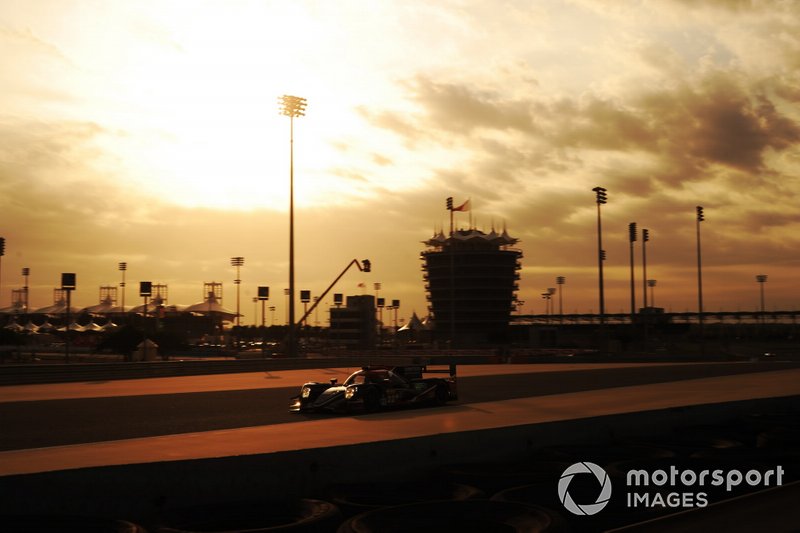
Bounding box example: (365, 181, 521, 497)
(61, 273, 76, 364)
(118, 262, 127, 318)
(696, 206, 705, 340)
(628, 222, 637, 321)
(647, 279, 657, 307)
(0, 237, 5, 309)
(593, 187, 607, 324)
(22, 267, 30, 315)
(65, 289, 71, 363)
(541, 292, 552, 323)
(231, 256, 244, 327)
(756, 274, 768, 325)
(143, 294, 149, 360)
(279, 95, 307, 357)
(641, 230, 650, 309)
(556, 276, 565, 323)
(139, 281, 152, 361)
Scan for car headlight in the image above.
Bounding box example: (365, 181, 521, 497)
(301, 386, 312, 398)
(345, 386, 356, 400)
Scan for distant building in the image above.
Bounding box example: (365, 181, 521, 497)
(329, 295, 377, 349)
(421, 228, 522, 345)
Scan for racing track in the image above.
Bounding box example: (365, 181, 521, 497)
(1, 361, 797, 451)
(1, 360, 799, 531)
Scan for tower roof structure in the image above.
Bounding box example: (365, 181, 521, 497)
(424, 228, 518, 249)
(421, 225, 522, 346)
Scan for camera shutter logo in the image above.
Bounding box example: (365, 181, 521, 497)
(558, 462, 613, 515)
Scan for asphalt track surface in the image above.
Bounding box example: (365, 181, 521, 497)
(1, 362, 796, 452)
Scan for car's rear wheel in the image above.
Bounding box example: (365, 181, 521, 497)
(435, 385, 449, 405)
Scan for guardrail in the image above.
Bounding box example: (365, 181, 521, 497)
(0, 350, 771, 386)
(0, 355, 442, 386)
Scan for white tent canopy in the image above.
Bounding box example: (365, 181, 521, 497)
(184, 293, 238, 321)
(398, 312, 430, 332)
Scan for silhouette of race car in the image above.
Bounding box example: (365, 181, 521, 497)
(289, 365, 457, 413)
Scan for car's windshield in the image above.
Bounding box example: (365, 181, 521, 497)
(344, 370, 387, 386)
(387, 371, 409, 387)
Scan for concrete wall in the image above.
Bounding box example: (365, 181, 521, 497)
(1, 394, 797, 527)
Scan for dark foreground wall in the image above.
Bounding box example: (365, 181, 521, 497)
(1, 395, 797, 528)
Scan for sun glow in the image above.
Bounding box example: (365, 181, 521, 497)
(4, 1, 452, 212)
(51, 1, 392, 211)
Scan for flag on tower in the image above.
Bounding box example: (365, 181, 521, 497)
(452, 199, 471, 212)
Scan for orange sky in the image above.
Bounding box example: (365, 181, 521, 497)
(1, 0, 799, 325)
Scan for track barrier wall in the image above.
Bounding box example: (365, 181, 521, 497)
(0, 395, 797, 530)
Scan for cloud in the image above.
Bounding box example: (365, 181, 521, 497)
(0, 119, 151, 267)
(351, 36, 800, 313)
(654, 75, 799, 172)
(376, 63, 800, 197)
(4, 0, 800, 316)
(0, 26, 75, 66)
(408, 77, 539, 136)
(547, 97, 657, 152)
(667, 0, 783, 13)
(356, 107, 423, 147)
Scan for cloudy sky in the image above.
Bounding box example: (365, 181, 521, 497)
(1, 0, 798, 324)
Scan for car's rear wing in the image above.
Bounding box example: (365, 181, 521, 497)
(423, 364, 457, 380)
(395, 364, 457, 381)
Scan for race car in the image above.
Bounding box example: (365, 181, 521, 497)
(289, 364, 457, 413)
